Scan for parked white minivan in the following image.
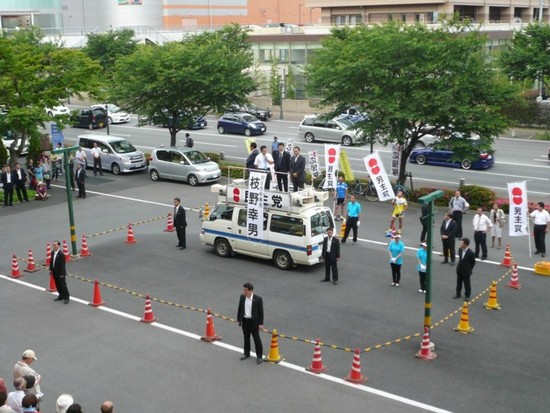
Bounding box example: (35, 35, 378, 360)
(77, 134, 147, 175)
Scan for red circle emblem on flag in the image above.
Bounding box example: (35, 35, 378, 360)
(328, 148, 337, 164)
(511, 187, 523, 205)
(368, 158, 380, 175)
(233, 188, 240, 202)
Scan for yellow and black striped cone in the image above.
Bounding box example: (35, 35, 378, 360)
(484, 281, 502, 310)
(266, 329, 282, 363)
(454, 301, 475, 334)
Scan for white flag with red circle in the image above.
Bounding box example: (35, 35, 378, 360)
(363, 152, 395, 202)
(323, 144, 340, 189)
(507, 181, 528, 237)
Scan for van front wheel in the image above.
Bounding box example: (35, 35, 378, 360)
(273, 250, 293, 270)
(215, 238, 232, 258)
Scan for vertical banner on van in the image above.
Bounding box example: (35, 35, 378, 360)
(363, 152, 395, 201)
(391, 144, 402, 177)
(247, 171, 267, 240)
(308, 150, 320, 178)
(244, 138, 256, 154)
(323, 144, 340, 189)
(507, 181, 528, 237)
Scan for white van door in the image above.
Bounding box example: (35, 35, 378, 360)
(234, 208, 268, 257)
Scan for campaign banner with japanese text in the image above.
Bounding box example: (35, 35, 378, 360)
(247, 171, 267, 240)
(391, 144, 402, 177)
(323, 144, 340, 189)
(284, 138, 294, 154)
(363, 152, 395, 201)
(507, 181, 528, 237)
(308, 150, 320, 179)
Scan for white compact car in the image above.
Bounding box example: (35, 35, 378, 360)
(45, 105, 70, 117)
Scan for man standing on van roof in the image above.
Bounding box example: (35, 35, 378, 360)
(174, 197, 187, 250)
(289, 146, 305, 192)
(254, 145, 274, 190)
(245, 142, 259, 171)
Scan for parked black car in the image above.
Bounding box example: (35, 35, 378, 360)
(150, 109, 207, 130)
(71, 107, 107, 130)
(228, 104, 272, 121)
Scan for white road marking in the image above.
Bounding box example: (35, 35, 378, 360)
(453, 169, 549, 181)
(0, 273, 453, 413)
(496, 160, 550, 169)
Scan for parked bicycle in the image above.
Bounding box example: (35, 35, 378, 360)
(349, 178, 378, 202)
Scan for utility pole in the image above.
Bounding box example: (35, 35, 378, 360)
(52, 145, 80, 256)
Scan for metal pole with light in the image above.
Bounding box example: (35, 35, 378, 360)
(418, 190, 444, 329)
(52, 145, 80, 256)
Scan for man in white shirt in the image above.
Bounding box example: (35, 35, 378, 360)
(6, 378, 25, 413)
(254, 145, 274, 189)
(90, 142, 104, 176)
(473, 207, 492, 260)
(530, 202, 550, 257)
(75, 146, 86, 167)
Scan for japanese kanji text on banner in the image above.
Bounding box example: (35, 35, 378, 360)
(308, 150, 320, 179)
(247, 171, 267, 240)
(507, 181, 529, 237)
(323, 144, 340, 189)
(363, 152, 395, 201)
(391, 144, 402, 177)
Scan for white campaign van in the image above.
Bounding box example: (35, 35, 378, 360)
(200, 180, 334, 270)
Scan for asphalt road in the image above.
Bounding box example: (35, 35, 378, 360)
(1, 170, 549, 412)
(56, 115, 550, 198)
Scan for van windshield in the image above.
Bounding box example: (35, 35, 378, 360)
(185, 150, 210, 164)
(311, 210, 334, 237)
(110, 140, 137, 154)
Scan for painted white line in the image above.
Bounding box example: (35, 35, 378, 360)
(453, 169, 549, 181)
(0, 273, 452, 413)
(534, 158, 550, 163)
(496, 161, 550, 169)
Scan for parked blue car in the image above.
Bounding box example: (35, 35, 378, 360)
(409, 148, 495, 170)
(217, 112, 266, 136)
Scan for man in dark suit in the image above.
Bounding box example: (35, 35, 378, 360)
(321, 227, 340, 285)
(75, 163, 86, 199)
(454, 238, 476, 300)
(49, 240, 70, 304)
(440, 212, 457, 265)
(174, 197, 187, 250)
(1, 165, 14, 207)
(289, 146, 306, 192)
(245, 142, 259, 172)
(272, 142, 291, 192)
(13, 163, 29, 203)
(237, 282, 264, 364)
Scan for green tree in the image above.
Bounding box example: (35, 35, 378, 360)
(0, 28, 103, 165)
(307, 22, 513, 183)
(112, 24, 256, 146)
(500, 23, 550, 93)
(83, 28, 138, 78)
(269, 59, 282, 105)
(285, 65, 296, 100)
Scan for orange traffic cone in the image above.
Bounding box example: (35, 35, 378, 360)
(164, 213, 175, 232)
(200, 308, 221, 342)
(507, 262, 522, 289)
(44, 243, 51, 266)
(339, 219, 347, 238)
(306, 338, 328, 373)
(62, 240, 71, 262)
(266, 329, 282, 363)
(11, 254, 21, 278)
(80, 234, 92, 257)
(415, 327, 437, 361)
(501, 244, 512, 267)
(125, 223, 137, 244)
(454, 302, 475, 333)
(344, 348, 367, 384)
(484, 281, 502, 310)
(47, 271, 57, 292)
(89, 279, 105, 307)
(24, 249, 39, 273)
(203, 202, 210, 219)
(140, 295, 157, 323)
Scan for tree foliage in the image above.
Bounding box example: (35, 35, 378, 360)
(306, 22, 513, 183)
(83, 28, 138, 78)
(0, 28, 103, 165)
(112, 24, 256, 146)
(500, 23, 550, 91)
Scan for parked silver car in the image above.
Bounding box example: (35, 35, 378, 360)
(298, 114, 362, 146)
(148, 146, 221, 186)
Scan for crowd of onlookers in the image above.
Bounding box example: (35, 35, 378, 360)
(0, 349, 113, 413)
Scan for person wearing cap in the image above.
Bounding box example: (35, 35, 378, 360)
(13, 351, 41, 398)
(530, 202, 550, 258)
(388, 233, 405, 287)
(56, 394, 74, 413)
(417, 242, 428, 293)
(7, 378, 26, 413)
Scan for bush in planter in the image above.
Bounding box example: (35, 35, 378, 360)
(410, 185, 496, 210)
